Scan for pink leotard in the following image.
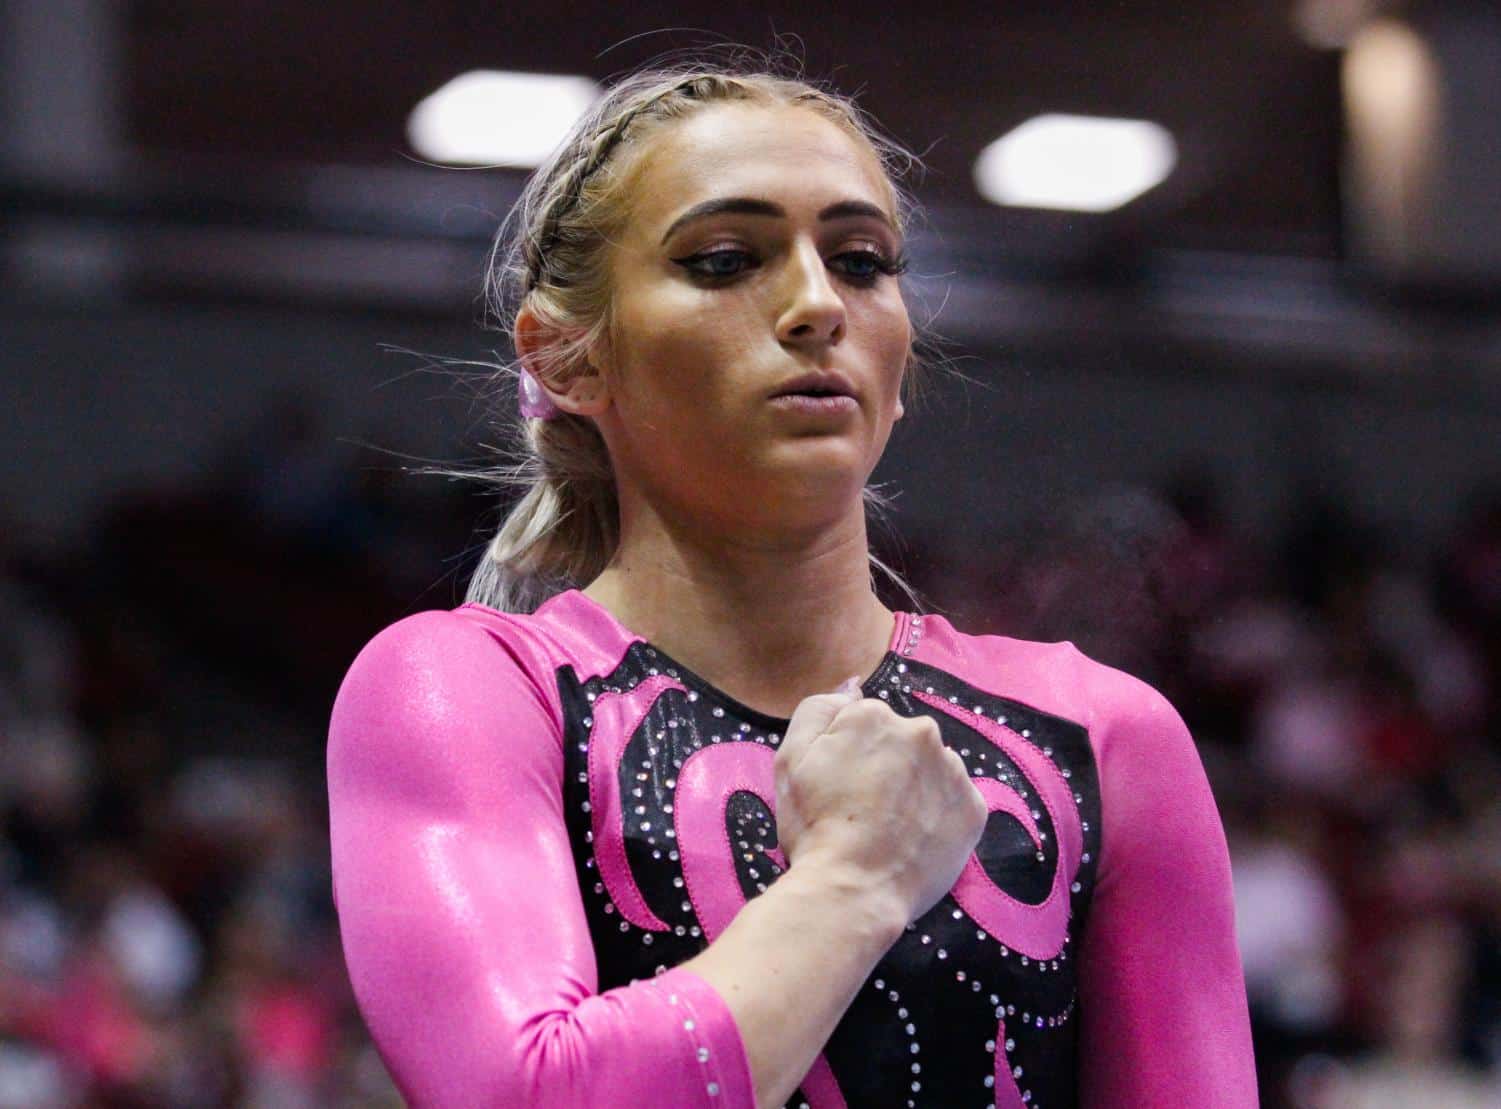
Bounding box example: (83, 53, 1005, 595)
(326, 589, 1257, 1107)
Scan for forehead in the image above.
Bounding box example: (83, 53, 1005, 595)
(622, 102, 894, 236)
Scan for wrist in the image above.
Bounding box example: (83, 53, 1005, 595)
(779, 849, 909, 946)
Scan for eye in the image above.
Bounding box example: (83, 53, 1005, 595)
(831, 248, 909, 284)
(674, 248, 757, 280)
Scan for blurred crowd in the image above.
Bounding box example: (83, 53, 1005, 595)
(3, 393, 1501, 1107)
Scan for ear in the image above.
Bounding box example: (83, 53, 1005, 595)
(514, 304, 611, 417)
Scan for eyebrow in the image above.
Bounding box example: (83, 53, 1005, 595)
(658, 197, 896, 245)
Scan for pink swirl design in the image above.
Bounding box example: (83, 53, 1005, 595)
(675, 740, 846, 1109)
(912, 689, 1084, 1109)
(585, 675, 686, 932)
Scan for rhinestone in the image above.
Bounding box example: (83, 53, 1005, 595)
(956, 970, 966, 981)
(674, 925, 685, 936)
(603, 903, 614, 914)
(1062, 769, 1071, 779)
(581, 801, 591, 812)
(985, 1076, 995, 1088)
(937, 949, 948, 960)
(711, 707, 724, 718)
(577, 772, 587, 782)
(879, 690, 890, 699)
(1005, 1038, 1015, 1051)
(1071, 881, 1081, 893)
(898, 1007, 908, 1018)
(697, 1047, 710, 1061)
(619, 921, 629, 932)
(977, 929, 987, 940)
(643, 934, 654, 945)
(586, 691, 597, 702)
(690, 926, 701, 937)
(688, 691, 699, 702)
(920, 934, 931, 945)
(1022, 730, 1030, 738)
(897, 663, 908, 673)
(911, 1062, 920, 1073)
(905, 1023, 915, 1034)
(1043, 746, 1052, 756)
(986, 1039, 996, 1052)
(1082, 853, 1091, 863)
(1075, 792, 1083, 803)
(1013, 1066, 1023, 1078)
(1081, 821, 1090, 832)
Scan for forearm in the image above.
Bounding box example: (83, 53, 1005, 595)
(677, 857, 906, 1109)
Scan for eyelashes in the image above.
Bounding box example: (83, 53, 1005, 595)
(672, 246, 910, 285)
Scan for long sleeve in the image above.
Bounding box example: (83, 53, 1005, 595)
(1074, 659, 1258, 1107)
(326, 610, 755, 1108)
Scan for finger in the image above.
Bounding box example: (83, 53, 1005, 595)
(776, 679, 862, 776)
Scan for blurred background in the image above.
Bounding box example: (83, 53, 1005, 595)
(3, 2, 1500, 1106)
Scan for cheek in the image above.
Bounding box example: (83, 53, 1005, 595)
(855, 294, 913, 383)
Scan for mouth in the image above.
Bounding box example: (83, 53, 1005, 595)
(769, 371, 858, 401)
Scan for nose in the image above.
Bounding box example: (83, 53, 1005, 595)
(775, 239, 846, 347)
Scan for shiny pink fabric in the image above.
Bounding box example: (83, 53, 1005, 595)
(326, 608, 755, 1107)
(327, 591, 1256, 1107)
(912, 610, 1258, 1107)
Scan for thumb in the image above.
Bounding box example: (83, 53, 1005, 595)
(776, 675, 863, 778)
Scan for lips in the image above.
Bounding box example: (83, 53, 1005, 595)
(769, 370, 857, 400)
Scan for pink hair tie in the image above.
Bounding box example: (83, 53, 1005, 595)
(518, 367, 561, 420)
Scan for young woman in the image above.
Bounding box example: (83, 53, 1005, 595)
(326, 62, 1257, 1108)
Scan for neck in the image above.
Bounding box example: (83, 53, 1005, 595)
(582, 496, 897, 719)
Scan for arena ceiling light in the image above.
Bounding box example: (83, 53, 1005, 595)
(973, 113, 1178, 213)
(406, 70, 600, 167)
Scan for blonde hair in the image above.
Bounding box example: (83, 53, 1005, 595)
(465, 54, 939, 613)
